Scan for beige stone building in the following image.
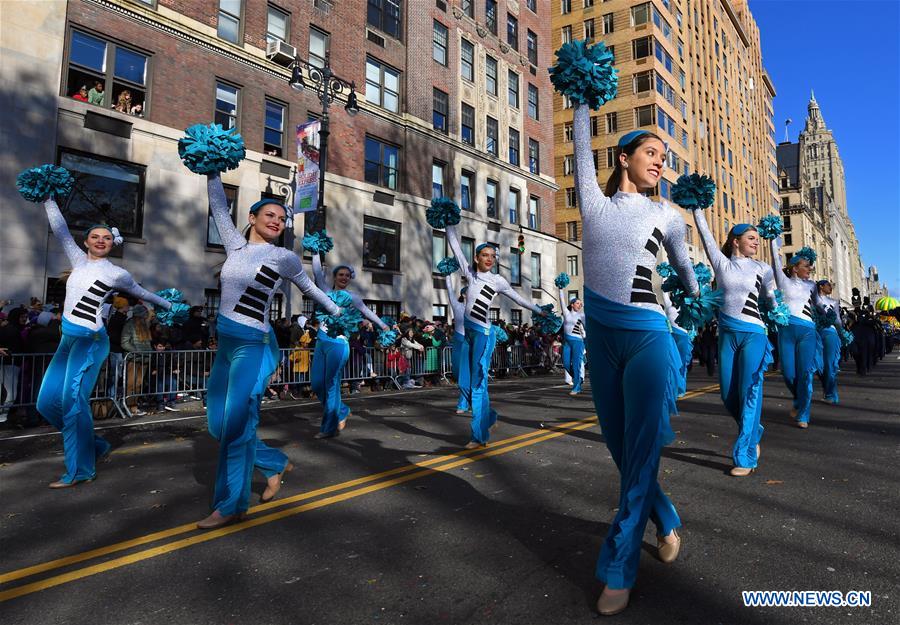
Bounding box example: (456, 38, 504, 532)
(552, 0, 778, 299)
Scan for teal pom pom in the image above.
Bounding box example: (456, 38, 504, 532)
(378, 329, 399, 347)
(317, 290, 363, 337)
(760, 289, 790, 333)
(669, 283, 723, 334)
(156, 302, 190, 327)
(693, 263, 713, 287)
(437, 257, 460, 276)
(549, 40, 618, 110)
(757, 214, 784, 240)
(813, 307, 838, 331)
(790, 246, 817, 265)
(839, 328, 854, 348)
(493, 324, 508, 343)
(554, 272, 570, 289)
(155, 288, 185, 304)
(426, 197, 461, 229)
(380, 316, 396, 328)
(178, 124, 246, 174)
(16, 165, 74, 203)
(671, 173, 716, 210)
(656, 262, 676, 279)
(533, 304, 563, 334)
(302, 230, 334, 255)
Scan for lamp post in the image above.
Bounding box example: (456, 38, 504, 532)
(290, 52, 359, 233)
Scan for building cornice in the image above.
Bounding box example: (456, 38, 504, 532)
(720, 0, 751, 48)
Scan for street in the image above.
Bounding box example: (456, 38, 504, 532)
(1, 359, 898, 625)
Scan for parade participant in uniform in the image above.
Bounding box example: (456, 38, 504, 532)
(438, 257, 471, 414)
(555, 273, 586, 395)
(16, 165, 181, 488)
(814, 280, 848, 403)
(179, 124, 340, 528)
(549, 40, 704, 615)
(770, 240, 820, 428)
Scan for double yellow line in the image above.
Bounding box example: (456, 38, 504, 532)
(0, 381, 722, 603)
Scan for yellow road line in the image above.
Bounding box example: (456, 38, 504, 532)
(0, 417, 595, 586)
(0, 419, 595, 603)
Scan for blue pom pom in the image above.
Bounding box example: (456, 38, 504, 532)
(760, 289, 790, 333)
(656, 262, 676, 279)
(426, 197, 461, 229)
(757, 214, 784, 240)
(437, 256, 461, 276)
(302, 230, 334, 255)
(317, 290, 363, 337)
(554, 272, 571, 289)
(790, 246, 817, 265)
(669, 283, 723, 334)
(378, 329, 399, 348)
(380, 316, 396, 329)
(178, 124, 246, 174)
(671, 173, 716, 210)
(813, 307, 838, 331)
(493, 324, 509, 343)
(155, 288, 185, 304)
(156, 302, 191, 327)
(693, 262, 713, 287)
(16, 165, 74, 203)
(549, 40, 618, 110)
(532, 304, 563, 334)
(839, 328, 854, 348)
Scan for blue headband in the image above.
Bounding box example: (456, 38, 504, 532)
(617, 130, 650, 148)
(731, 223, 753, 236)
(332, 264, 356, 279)
(816, 279, 831, 287)
(250, 198, 293, 227)
(475, 243, 498, 255)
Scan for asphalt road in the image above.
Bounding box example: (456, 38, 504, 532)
(1, 357, 898, 625)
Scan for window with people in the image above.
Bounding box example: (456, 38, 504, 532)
(66, 30, 148, 117)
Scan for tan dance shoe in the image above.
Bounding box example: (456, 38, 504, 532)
(48, 476, 96, 489)
(261, 462, 294, 503)
(657, 529, 681, 563)
(730, 466, 755, 477)
(197, 510, 244, 529)
(596, 587, 631, 616)
(464, 441, 486, 450)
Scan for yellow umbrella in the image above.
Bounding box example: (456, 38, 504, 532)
(875, 296, 899, 311)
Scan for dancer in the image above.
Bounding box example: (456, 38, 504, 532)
(16, 165, 177, 488)
(815, 279, 843, 404)
(662, 290, 693, 397)
(179, 124, 341, 527)
(556, 273, 586, 395)
(770, 240, 819, 428)
(428, 200, 552, 449)
(690, 215, 779, 476)
(439, 258, 471, 414)
(308, 235, 394, 439)
(549, 40, 703, 615)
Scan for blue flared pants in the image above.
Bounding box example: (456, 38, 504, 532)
(562, 335, 586, 394)
(777, 318, 819, 424)
(37, 319, 111, 484)
(818, 326, 841, 403)
(311, 332, 350, 435)
(465, 320, 498, 444)
(451, 331, 471, 411)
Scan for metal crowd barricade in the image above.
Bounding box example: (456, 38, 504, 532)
(120, 349, 212, 417)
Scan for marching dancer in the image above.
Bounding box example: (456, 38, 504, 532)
(439, 259, 471, 414)
(16, 165, 178, 488)
(549, 40, 702, 615)
(815, 279, 844, 404)
(770, 240, 820, 428)
(556, 273, 586, 395)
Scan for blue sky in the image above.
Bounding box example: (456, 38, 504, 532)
(750, 0, 900, 296)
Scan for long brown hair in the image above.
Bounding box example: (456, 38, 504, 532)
(721, 225, 758, 258)
(604, 131, 666, 196)
(133, 316, 152, 341)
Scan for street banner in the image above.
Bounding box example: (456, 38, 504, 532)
(294, 120, 321, 213)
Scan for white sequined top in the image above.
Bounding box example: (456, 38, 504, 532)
(445, 273, 467, 336)
(572, 104, 698, 318)
(816, 295, 843, 329)
(558, 288, 586, 338)
(43, 199, 170, 332)
(770, 239, 818, 322)
(310, 254, 389, 335)
(208, 176, 338, 332)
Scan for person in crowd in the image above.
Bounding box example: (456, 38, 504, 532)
(114, 90, 132, 114)
(400, 328, 425, 389)
(87, 81, 105, 106)
(106, 297, 129, 399)
(149, 341, 179, 413)
(0, 309, 27, 423)
(72, 85, 89, 102)
(121, 304, 154, 416)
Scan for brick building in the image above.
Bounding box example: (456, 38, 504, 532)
(0, 0, 558, 324)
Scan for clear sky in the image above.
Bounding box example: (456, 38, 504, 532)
(749, 0, 900, 296)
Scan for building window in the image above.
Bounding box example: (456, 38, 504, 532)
(506, 14, 518, 50)
(367, 0, 402, 40)
(486, 116, 499, 156)
(509, 249, 522, 285)
(632, 36, 652, 60)
(606, 111, 618, 134)
(562, 25, 573, 44)
(433, 304, 448, 321)
(461, 0, 474, 18)
(263, 99, 286, 157)
(527, 30, 538, 65)
(215, 81, 240, 129)
(584, 19, 595, 42)
(605, 147, 616, 168)
(433, 88, 449, 133)
(527, 84, 539, 120)
(784, 233, 793, 246)
(528, 196, 540, 229)
(461, 236, 475, 266)
(508, 187, 520, 223)
(488, 243, 500, 274)
(603, 12, 614, 34)
(486, 179, 498, 219)
(508, 70, 520, 108)
(528, 139, 540, 175)
(363, 216, 401, 271)
(526, 0, 537, 11)
(563, 154, 574, 176)
(565, 187, 577, 208)
(461, 39, 475, 81)
(660, 178, 671, 199)
(634, 70, 653, 93)
(217, 0, 242, 44)
(486, 55, 498, 96)
(461, 102, 475, 145)
(566, 221, 578, 241)
(530, 253, 541, 288)
(204, 289, 222, 318)
(65, 30, 149, 115)
(563, 122, 574, 142)
(364, 136, 400, 190)
(365, 58, 400, 112)
(510, 308, 522, 325)
(460, 170, 474, 211)
(59, 149, 146, 238)
(567, 255, 579, 276)
(783, 216, 792, 230)
(486, 0, 498, 34)
(684, 223, 693, 245)
(432, 231, 447, 272)
(635, 104, 654, 127)
(508, 128, 520, 166)
(561, 0, 571, 14)
(364, 300, 401, 319)
(308, 27, 329, 68)
(432, 161, 446, 199)
(631, 2, 650, 25)
(590, 116, 600, 137)
(266, 4, 289, 45)
(207, 184, 237, 248)
(433, 20, 448, 65)
(489, 308, 500, 322)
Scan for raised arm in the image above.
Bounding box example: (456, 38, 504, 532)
(662, 209, 699, 295)
(572, 104, 609, 220)
(445, 224, 473, 279)
(759, 264, 778, 311)
(311, 252, 328, 290)
(558, 287, 567, 313)
(43, 199, 84, 266)
(207, 174, 245, 252)
(114, 273, 172, 310)
(350, 292, 388, 331)
(281, 253, 339, 315)
(495, 276, 542, 314)
(769, 238, 789, 291)
(691, 209, 727, 271)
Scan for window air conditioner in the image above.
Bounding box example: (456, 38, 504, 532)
(266, 39, 296, 67)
